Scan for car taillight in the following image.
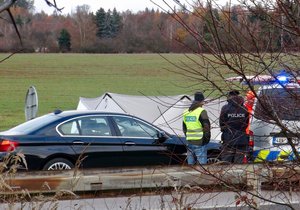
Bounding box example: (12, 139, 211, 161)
(248, 130, 254, 148)
(0, 139, 19, 152)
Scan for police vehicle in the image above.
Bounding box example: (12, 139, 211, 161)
(247, 71, 300, 162)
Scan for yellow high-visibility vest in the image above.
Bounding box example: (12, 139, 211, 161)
(183, 107, 204, 141)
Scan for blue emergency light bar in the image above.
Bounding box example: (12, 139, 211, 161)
(277, 75, 288, 82)
(241, 70, 298, 86)
(273, 70, 295, 84)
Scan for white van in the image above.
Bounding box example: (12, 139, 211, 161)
(249, 81, 300, 162)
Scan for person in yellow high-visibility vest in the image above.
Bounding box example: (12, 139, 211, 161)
(183, 92, 211, 165)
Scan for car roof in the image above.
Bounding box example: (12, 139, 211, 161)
(54, 110, 169, 133)
(52, 110, 157, 128)
(52, 110, 133, 118)
(0, 110, 157, 136)
(258, 82, 300, 90)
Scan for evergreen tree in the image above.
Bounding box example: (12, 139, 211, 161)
(95, 8, 109, 38)
(105, 9, 113, 38)
(231, 6, 239, 23)
(15, 15, 24, 26)
(58, 29, 71, 52)
(95, 8, 122, 38)
(14, 0, 34, 10)
(111, 8, 122, 38)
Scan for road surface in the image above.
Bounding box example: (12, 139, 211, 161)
(2, 190, 300, 210)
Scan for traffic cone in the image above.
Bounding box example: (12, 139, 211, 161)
(242, 154, 248, 164)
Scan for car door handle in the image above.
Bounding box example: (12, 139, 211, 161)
(72, 141, 84, 144)
(125, 141, 136, 146)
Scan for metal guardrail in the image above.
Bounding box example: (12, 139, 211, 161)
(2, 164, 300, 195)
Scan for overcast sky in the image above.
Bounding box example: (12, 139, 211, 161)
(34, 0, 176, 14)
(34, 0, 234, 14)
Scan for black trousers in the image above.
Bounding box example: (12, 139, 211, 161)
(221, 144, 249, 163)
(221, 131, 249, 163)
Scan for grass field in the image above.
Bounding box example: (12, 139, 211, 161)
(0, 53, 206, 130)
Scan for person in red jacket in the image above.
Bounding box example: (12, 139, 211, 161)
(244, 90, 255, 135)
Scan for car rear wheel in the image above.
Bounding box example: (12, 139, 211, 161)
(43, 158, 74, 170)
(207, 151, 221, 164)
(207, 157, 220, 164)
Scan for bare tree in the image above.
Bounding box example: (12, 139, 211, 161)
(1, 0, 300, 208)
(0, 0, 63, 61)
(151, 0, 300, 208)
(71, 5, 97, 50)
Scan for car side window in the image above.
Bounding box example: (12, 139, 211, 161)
(113, 116, 158, 138)
(79, 117, 111, 136)
(59, 120, 80, 135)
(59, 116, 112, 136)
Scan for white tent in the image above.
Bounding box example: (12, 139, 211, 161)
(77, 93, 225, 140)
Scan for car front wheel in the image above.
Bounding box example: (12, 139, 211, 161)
(43, 158, 74, 170)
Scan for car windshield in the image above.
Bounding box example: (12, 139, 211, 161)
(7, 114, 60, 134)
(255, 87, 300, 121)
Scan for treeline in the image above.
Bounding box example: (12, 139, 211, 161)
(0, 2, 298, 53)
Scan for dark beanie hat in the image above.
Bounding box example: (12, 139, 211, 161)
(228, 90, 240, 96)
(194, 91, 205, 102)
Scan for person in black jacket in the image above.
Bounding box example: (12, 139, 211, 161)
(219, 90, 249, 163)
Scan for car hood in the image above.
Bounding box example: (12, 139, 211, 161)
(166, 135, 187, 145)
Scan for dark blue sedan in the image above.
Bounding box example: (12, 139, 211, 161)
(0, 110, 221, 170)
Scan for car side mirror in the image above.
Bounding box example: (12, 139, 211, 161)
(156, 131, 168, 143)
